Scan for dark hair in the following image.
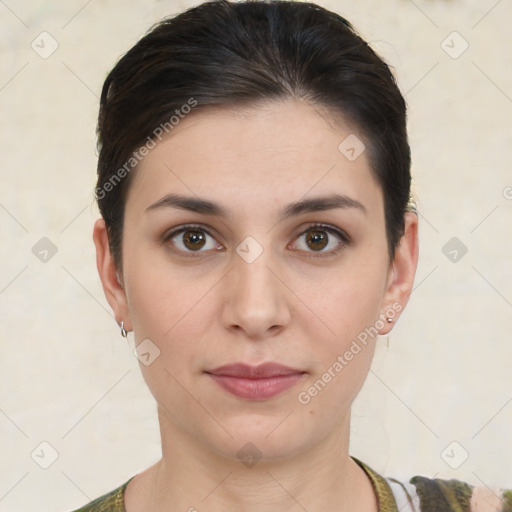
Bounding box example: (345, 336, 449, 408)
(96, 0, 411, 268)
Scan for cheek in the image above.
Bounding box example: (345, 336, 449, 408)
(125, 264, 208, 420)
(123, 246, 209, 340)
(293, 262, 387, 407)
(122, 260, 213, 416)
(295, 288, 383, 421)
(309, 262, 388, 344)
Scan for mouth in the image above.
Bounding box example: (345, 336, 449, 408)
(204, 362, 307, 400)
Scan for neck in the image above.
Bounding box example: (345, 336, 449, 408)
(125, 407, 378, 512)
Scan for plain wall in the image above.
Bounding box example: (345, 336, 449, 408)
(1, 0, 511, 510)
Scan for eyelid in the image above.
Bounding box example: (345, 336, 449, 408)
(294, 222, 350, 244)
(163, 222, 350, 257)
(290, 222, 351, 258)
(162, 223, 222, 254)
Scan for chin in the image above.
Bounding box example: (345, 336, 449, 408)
(203, 416, 315, 465)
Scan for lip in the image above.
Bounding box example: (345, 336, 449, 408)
(205, 363, 306, 400)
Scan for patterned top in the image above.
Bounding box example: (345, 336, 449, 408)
(70, 458, 512, 512)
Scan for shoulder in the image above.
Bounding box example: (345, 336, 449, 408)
(387, 473, 512, 512)
(68, 479, 132, 512)
(354, 457, 512, 512)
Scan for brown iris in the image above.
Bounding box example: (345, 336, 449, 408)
(305, 229, 328, 251)
(178, 227, 331, 253)
(182, 230, 207, 251)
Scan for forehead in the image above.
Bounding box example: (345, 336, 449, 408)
(126, 100, 383, 218)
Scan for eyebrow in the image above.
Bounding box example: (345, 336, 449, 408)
(145, 192, 367, 219)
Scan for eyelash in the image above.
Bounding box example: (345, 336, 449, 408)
(162, 222, 351, 259)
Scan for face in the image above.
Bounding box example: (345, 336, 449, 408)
(95, 99, 417, 463)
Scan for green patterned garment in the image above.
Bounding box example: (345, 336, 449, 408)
(70, 458, 512, 512)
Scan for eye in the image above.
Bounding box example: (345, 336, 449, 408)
(163, 224, 222, 256)
(163, 222, 350, 258)
(291, 223, 350, 257)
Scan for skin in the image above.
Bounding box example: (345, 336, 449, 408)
(94, 99, 418, 511)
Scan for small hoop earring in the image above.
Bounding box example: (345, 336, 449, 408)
(120, 321, 128, 338)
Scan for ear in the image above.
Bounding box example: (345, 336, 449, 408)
(92, 218, 132, 331)
(378, 211, 419, 335)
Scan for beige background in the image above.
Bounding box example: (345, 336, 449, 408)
(1, 0, 511, 510)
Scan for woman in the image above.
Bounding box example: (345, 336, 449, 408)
(74, 0, 511, 510)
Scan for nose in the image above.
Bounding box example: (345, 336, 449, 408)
(220, 246, 291, 341)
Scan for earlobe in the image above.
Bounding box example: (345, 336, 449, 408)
(379, 212, 419, 335)
(92, 218, 132, 331)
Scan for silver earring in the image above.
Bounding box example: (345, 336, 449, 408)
(386, 317, 393, 323)
(120, 321, 128, 338)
